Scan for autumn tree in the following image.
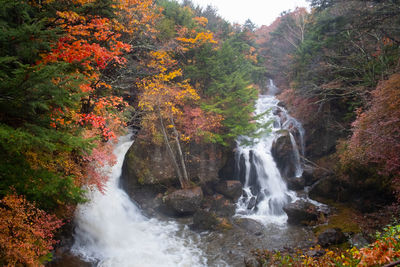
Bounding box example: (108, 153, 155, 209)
(340, 73, 400, 199)
(0, 0, 154, 263)
(0, 193, 63, 266)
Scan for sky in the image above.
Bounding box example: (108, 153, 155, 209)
(185, 0, 310, 26)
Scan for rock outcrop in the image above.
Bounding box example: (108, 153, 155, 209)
(162, 187, 203, 216)
(120, 136, 231, 213)
(283, 200, 327, 225)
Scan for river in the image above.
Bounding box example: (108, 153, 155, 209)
(54, 82, 315, 267)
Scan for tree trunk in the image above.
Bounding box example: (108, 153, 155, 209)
(170, 115, 190, 187)
(156, 105, 186, 188)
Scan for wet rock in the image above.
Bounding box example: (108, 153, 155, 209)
(163, 187, 203, 216)
(214, 180, 242, 201)
(317, 228, 347, 247)
(316, 204, 331, 215)
(192, 210, 219, 231)
(248, 151, 261, 193)
(234, 218, 264, 236)
(349, 233, 369, 249)
(247, 196, 256, 210)
(283, 200, 321, 225)
(271, 130, 298, 180)
(277, 101, 287, 109)
(285, 176, 305, 191)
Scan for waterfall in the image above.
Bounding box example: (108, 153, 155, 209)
(71, 134, 208, 267)
(235, 80, 305, 225)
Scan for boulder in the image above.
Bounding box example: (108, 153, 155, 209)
(247, 196, 256, 210)
(163, 187, 203, 216)
(317, 228, 347, 247)
(209, 194, 236, 217)
(233, 218, 264, 236)
(122, 138, 177, 187)
(283, 200, 321, 225)
(284, 176, 305, 191)
(214, 180, 243, 201)
(121, 136, 231, 205)
(271, 130, 298, 180)
(192, 210, 219, 231)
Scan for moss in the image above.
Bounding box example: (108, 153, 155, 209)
(314, 201, 361, 236)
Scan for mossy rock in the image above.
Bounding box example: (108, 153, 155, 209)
(313, 202, 361, 236)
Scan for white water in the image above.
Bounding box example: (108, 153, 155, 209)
(235, 80, 305, 225)
(71, 134, 208, 267)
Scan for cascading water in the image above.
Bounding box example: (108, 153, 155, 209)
(235, 80, 305, 225)
(71, 134, 209, 267)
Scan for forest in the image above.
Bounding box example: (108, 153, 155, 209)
(0, 0, 399, 266)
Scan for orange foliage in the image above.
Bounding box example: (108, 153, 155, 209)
(0, 194, 63, 267)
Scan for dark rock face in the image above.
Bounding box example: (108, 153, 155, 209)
(271, 130, 298, 181)
(309, 176, 338, 200)
(192, 210, 219, 231)
(214, 180, 242, 201)
(317, 228, 347, 247)
(284, 176, 305, 191)
(283, 200, 322, 225)
(218, 146, 236, 180)
(302, 165, 318, 186)
(163, 187, 203, 216)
